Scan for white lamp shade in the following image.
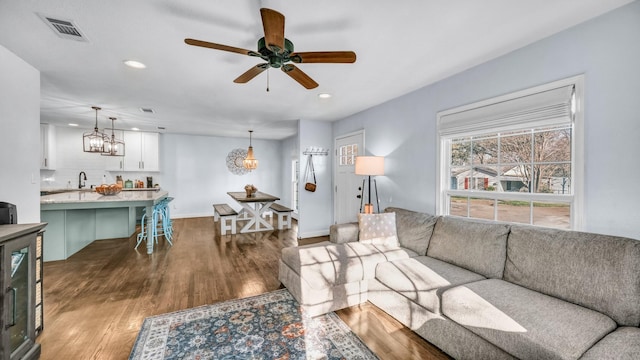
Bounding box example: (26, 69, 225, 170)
(355, 156, 384, 176)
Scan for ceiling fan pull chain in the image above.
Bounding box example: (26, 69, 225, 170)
(266, 67, 270, 92)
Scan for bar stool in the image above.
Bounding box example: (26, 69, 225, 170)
(135, 197, 174, 250)
(158, 197, 174, 241)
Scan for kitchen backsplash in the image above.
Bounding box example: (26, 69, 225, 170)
(41, 169, 160, 190)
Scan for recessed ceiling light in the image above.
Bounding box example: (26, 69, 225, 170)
(131, 127, 140, 131)
(68, 123, 78, 127)
(318, 93, 332, 99)
(124, 60, 146, 69)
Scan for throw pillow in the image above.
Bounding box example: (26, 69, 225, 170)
(358, 212, 399, 247)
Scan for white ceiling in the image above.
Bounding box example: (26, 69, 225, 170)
(0, 0, 633, 140)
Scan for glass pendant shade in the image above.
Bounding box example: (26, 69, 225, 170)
(83, 106, 109, 153)
(101, 117, 126, 157)
(243, 130, 258, 170)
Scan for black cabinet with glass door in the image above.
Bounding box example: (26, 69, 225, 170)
(0, 223, 46, 360)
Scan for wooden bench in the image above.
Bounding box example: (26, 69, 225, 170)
(213, 203, 238, 235)
(269, 203, 293, 230)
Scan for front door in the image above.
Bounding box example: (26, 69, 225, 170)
(334, 131, 364, 224)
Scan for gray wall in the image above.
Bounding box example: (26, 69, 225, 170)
(334, 1, 640, 240)
(0, 45, 40, 223)
(159, 133, 283, 218)
(298, 119, 333, 238)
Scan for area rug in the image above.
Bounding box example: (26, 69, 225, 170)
(129, 289, 379, 360)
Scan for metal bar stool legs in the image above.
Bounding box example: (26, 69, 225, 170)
(135, 197, 174, 249)
(135, 210, 149, 249)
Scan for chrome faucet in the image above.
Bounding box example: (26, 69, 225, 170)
(78, 171, 87, 189)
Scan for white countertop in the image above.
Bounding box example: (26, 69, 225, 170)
(40, 190, 168, 204)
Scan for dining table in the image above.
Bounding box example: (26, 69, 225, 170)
(227, 191, 280, 233)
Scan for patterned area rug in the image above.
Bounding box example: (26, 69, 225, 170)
(129, 289, 379, 359)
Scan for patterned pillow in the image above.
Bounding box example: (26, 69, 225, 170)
(358, 212, 399, 247)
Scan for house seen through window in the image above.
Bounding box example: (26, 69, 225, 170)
(437, 76, 584, 230)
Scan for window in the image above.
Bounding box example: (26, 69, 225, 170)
(338, 144, 358, 166)
(437, 76, 584, 230)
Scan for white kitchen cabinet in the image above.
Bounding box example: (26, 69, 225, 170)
(106, 131, 159, 171)
(39, 124, 56, 170)
(140, 132, 159, 171)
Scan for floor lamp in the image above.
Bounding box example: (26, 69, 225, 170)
(355, 156, 385, 214)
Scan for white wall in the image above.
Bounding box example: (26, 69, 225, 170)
(298, 119, 333, 238)
(279, 134, 299, 213)
(334, 1, 640, 240)
(161, 133, 283, 218)
(0, 45, 40, 223)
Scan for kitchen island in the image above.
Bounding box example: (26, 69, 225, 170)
(40, 189, 168, 260)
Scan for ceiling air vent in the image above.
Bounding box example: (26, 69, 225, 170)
(38, 14, 88, 42)
(140, 108, 155, 114)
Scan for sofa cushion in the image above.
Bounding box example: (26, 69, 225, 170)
(370, 243, 419, 260)
(329, 222, 359, 244)
(280, 242, 413, 290)
(375, 256, 485, 313)
(427, 216, 509, 279)
(442, 279, 617, 360)
(358, 212, 399, 247)
(385, 207, 438, 255)
(580, 327, 640, 360)
(281, 244, 338, 289)
(504, 225, 640, 326)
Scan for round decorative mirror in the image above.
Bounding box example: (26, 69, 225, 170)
(226, 148, 249, 175)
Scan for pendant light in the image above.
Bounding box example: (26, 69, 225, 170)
(101, 117, 126, 157)
(243, 130, 258, 170)
(83, 106, 109, 153)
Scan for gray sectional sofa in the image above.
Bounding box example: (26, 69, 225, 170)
(278, 207, 640, 360)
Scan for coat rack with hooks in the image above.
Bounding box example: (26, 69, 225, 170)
(303, 147, 329, 156)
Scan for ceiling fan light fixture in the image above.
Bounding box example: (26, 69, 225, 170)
(82, 106, 109, 153)
(184, 8, 356, 90)
(243, 130, 258, 171)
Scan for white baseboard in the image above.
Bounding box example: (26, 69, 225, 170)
(298, 229, 329, 239)
(170, 212, 212, 219)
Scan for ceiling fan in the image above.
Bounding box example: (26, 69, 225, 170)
(184, 8, 356, 90)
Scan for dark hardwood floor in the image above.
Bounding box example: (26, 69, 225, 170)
(39, 217, 451, 359)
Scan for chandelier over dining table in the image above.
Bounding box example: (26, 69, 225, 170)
(243, 130, 258, 170)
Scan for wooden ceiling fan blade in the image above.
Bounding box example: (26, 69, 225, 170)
(290, 51, 357, 63)
(185, 38, 260, 57)
(234, 64, 268, 83)
(281, 64, 318, 89)
(260, 8, 285, 53)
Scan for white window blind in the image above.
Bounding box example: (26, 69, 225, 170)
(438, 85, 574, 136)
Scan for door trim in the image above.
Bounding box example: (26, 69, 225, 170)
(333, 129, 365, 224)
